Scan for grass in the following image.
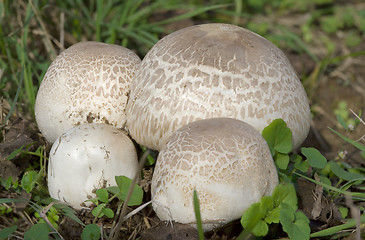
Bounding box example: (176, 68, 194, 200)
(0, 0, 365, 239)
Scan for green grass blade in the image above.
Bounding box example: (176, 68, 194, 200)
(193, 190, 205, 240)
(329, 127, 365, 152)
(151, 4, 229, 26)
(311, 215, 365, 237)
(294, 173, 365, 200)
(4, 66, 23, 124)
(275, 25, 319, 62)
(126, 1, 165, 23)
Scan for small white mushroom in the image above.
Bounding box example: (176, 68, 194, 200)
(35, 41, 141, 143)
(151, 118, 278, 231)
(48, 123, 138, 209)
(126, 23, 310, 151)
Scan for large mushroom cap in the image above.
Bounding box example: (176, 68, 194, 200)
(126, 23, 310, 150)
(35, 41, 141, 143)
(151, 118, 278, 231)
(48, 123, 138, 209)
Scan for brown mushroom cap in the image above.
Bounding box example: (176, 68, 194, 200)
(126, 23, 310, 150)
(151, 118, 278, 231)
(35, 41, 141, 143)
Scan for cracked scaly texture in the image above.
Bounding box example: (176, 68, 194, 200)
(126, 24, 310, 150)
(151, 118, 278, 231)
(35, 42, 141, 143)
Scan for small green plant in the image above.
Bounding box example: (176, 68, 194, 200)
(0, 198, 83, 240)
(334, 101, 357, 130)
(1, 145, 47, 193)
(89, 188, 115, 220)
(80, 175, 144, 238)
(34, 205, 60, 229)
(262, 118, 292, 170)
(240, 118, 365, 239)
(0, 144, 84, 239)
(240, 183, 310, 239)
(106, 175, 144, 207)
(0, 204, 12, 215)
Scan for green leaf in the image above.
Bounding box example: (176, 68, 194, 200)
(113, 175, 143, 206)
(262, 119, 292, 155)
(292, 155, 309, 172)
(101, 207, 114, 218)
(260, 196, 277, 224)
(6, 145, 25, 160)
(81, 224, 101, 240)
(0, 225, 17, 239)
(21, 171, 39, 193)
(265, 207, 280, 224)
(92, 204, 106, 218)
(105, 186, 119, 195)
(275, 152, 290, 170)
(328, 161, 364, 181)
(241, 202, 268, 236)
(24, 223, 50, 240)
(338, 206, 349, 219)
(301, 147, 327, 169)
(272, 184, 298, 211)
(280, 203, 310, 240)
(96, 189, 109, 203)
(55, 203, 85, 226)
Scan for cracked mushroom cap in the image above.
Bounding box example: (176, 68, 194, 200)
(151, 118, 278, 231)
(48, 123, 138, 209)
(126, 23, 310, 151)
(35, 41, 141, 143)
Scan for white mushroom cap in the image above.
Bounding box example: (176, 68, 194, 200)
(48, 123, 138, 209)
(126, 23, 310, 150)
(35, 41, 141, 143)
(151, 118, 278, 231)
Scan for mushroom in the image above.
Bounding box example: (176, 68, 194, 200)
(48, 123, 138, 209)
(151, 118, 278, 231)
(126, 23, 310, 151)
(35, 41, 141, 143)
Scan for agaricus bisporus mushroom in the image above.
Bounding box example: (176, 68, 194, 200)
(126, 23, 310, 151)
(48, 123, 138, 209)
(35, 41, 141, 143)
(151, 118, 278, 231)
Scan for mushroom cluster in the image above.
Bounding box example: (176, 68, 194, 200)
(36, 23, 310, 231)
(125, 23, 310, 230)
(35, 41, 141, 208)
